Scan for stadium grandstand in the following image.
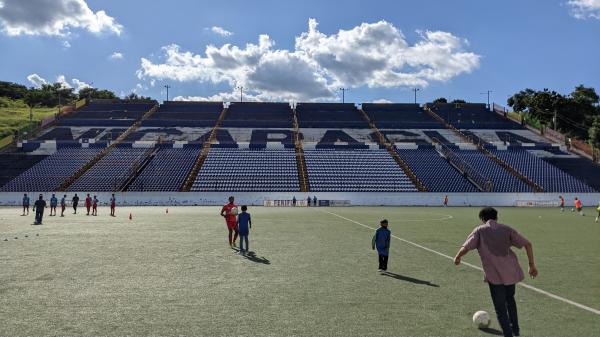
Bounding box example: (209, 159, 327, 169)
(1, 99, 599, 200)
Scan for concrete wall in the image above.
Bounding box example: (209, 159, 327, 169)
(2, 192, 599, 207)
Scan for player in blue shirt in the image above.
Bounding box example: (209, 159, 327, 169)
(237, 205, 252, 254)
(49, 194, 58, 216)
(92, 195, 99, 216)
(22, 193, 30, 216)
(60, 194, 67, 217)
(372, 219, 391, 273)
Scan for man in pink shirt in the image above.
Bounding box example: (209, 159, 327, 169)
(454, 207, 538, 337)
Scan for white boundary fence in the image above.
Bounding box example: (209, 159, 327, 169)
(1, 192, 598, 207)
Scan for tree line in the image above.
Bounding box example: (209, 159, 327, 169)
(0, 80, 151, 108)
(507, 85, 600, 150)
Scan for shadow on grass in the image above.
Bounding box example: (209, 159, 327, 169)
(381, 271, 439, 287)
(478, 327, 503, 336)
(242, 251, 270, 265)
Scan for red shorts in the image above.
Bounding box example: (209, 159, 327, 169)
(227, 220, 238, 231)
(93, 205, 97, 210)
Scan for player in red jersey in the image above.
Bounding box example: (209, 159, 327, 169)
(220, 196, 239, 248)
(85, 194, 92, 216)
(559, 196, 565, 212)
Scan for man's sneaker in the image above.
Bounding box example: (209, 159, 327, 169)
(377, 269, 383, 273)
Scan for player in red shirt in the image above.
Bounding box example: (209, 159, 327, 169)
(85, 194, 92, 216)
(220, 196, 239, 248)
(559, 196, 565, 212)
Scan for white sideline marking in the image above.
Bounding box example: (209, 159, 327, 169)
(322, 210, 600, 316)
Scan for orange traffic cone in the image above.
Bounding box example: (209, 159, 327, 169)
(129, 213, 132, 220)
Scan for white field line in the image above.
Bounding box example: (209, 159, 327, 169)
(322, 210, 600, 316)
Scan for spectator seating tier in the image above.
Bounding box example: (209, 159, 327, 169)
(128, 147, 202, 191)
(304, 149, 417, 192)
(191, 149, 300, 192)
(396, 147, 478, 192)
(221, 102, 292, 128)
(296, 103, 368, 128)
(363, 103, 443, 129)
(491, 149, 596, 192)
(429, 103, 523, 129)
(0, 148, 102, 192)
(67, 147, 150, 192)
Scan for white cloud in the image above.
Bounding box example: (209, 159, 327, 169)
(71, 78, 90, 92)
(372, 99, 393, 104)
(62, 40, 71, 48)
(568, 0, 600, 19)
(173, 91, 262, 102)
(138, 19, 480, 101)
(27, 73, 47, 87)
(210, 26, 233, 37)
(56, 75, 72, 89)
(0, 0, 123, 37)
(26, 73, 90, 92)
(109, 51, 123, 60)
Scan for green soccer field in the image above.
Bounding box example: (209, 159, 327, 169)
(1, 206, 599, 337)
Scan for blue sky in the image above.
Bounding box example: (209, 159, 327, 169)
(1, 0, 599, 106)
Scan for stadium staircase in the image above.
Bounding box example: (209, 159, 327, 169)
(57, 103, 160, 192)
(180, 106, 228, 192)
(424, 106, 544, 192)
(120, 147, 160, 191)
(430, 138, 492, 192)
(292, 109, 310, 192)
(359, 108, 428, 192)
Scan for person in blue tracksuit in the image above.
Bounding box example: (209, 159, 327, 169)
(49, 194, 58, 216)
(237, 205, 252, 254)
(372, 219, 391, 273)
(22, 193, 30, 216)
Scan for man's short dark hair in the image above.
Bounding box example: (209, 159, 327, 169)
(380, 219, 388, 224)
(241, 205, 247, 212)
(479, 207, 498, 222)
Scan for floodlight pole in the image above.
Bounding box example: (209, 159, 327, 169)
(164, 85, 171, 101)
(236, 85, 244, 102)
(339, 88, 349, 103)
(412, 88, 421, 104)
(481, 90, 492, 108)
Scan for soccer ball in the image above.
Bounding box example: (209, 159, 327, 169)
(472, 311, 491, 328)
(230, 207, 239, 216)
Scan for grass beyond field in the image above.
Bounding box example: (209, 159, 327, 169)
(1, 206, 599, 336)
(0, 98, 58, 139)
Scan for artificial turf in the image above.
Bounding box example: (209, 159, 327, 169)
(1, 206, 599, 336)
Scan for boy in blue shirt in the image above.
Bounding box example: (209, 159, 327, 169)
(22, 193, 30, 216)
(92, 195, 99, 216)
(60, 194, 67, 217)
(49, 194, 58, 216)
(237, 205, 252, 254)
(372, 219, 391, 273)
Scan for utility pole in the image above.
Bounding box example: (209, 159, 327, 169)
(480, 90, 492, 109)
(164, 84, 171, 102)
(87, 82, 94, 101)
(412, 88, 421, 104)
(339, 88, 349, 103)
(236, 85, 244, 102)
